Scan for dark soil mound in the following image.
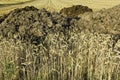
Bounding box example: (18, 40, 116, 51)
(0, 6, 79, 45)
(60, 5, 93, 18)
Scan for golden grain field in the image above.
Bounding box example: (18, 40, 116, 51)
(0, 0, 120, 80)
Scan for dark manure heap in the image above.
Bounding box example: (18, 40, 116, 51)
(60, 5, 93, 18)
(0, 5, 120, 80)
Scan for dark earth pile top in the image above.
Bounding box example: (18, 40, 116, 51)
(60, 5, 93, 18)
(0, 6, 79, 45)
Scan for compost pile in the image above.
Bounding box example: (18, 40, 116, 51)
(60, 5, 93, 18)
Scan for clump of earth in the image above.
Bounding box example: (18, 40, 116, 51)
(60, 5, 93, 18)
